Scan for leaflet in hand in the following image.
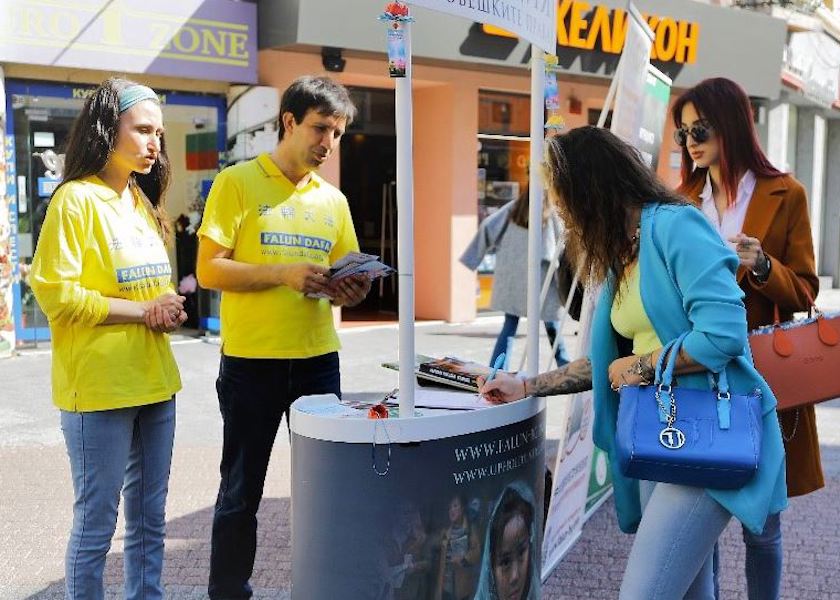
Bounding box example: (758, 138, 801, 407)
(307, 252, 396, 299)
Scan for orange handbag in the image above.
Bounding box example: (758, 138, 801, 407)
(748, 293, 840, 411)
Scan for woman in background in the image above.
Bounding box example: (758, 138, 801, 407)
(673, 76, 822, 600)
(461, 189, 570, 369)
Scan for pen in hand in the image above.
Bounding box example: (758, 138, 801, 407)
(486, 352, 506, 384)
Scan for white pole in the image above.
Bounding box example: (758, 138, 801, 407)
(397, 24, 415, 417)
(526, 46, 545, 380)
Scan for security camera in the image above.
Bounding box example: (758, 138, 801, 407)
(321, 47, 346, 73)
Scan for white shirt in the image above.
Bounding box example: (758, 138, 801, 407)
(699, 170, 757, 249)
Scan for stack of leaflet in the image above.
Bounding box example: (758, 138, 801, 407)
(307, 252, 396, 299)
(330, 251, 395, 281)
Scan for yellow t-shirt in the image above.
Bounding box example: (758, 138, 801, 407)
(30, 176, 182, 412)
(610, 262, 663, 355)
(197, 153, 360, 359)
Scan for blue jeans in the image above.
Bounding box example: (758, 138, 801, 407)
(712, 513, 782, 600)
(620, 480, 732, 599)
(209, 352, 341, 599)
(61, 399, 176, 600)
(744, 513, 783, 600)
(490, 313, 570, 369)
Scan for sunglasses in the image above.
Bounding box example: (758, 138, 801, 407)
(674, 121, 713, 147)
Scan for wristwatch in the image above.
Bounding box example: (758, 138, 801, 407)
(751, 253, 771, 281)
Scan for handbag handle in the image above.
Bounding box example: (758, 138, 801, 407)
(770, 278, 838, 355)
(655, 332, 733, 430)
(771, 276, 817, 326)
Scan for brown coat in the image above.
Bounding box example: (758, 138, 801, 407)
(683, 174, 824, 496)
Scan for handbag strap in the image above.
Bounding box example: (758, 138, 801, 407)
(772, 277, 816, 325)
(653, 337, 682, 385)
(658, 332, 732, 430)
(659, 332, 690, 387)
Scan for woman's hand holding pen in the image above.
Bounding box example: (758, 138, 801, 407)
(478, 372, 527, 404)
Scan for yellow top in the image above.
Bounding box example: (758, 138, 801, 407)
(197, 153, 359, 358)
(610, 262, 662, 355)
(30, 176, 182, 412)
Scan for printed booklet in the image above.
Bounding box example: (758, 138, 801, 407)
(382, 354, 507, 392)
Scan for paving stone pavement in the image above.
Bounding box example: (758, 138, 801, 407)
(2, 314, 839, 599)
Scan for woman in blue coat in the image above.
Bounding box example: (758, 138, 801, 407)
(480, 126, 786, 599)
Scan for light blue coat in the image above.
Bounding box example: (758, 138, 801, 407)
(590, 203, 787, 535)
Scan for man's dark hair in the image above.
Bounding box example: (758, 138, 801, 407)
(279, 75, 356, 139)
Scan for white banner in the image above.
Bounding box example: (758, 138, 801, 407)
(541, 390, 594, 577)
(0, 67, 14, 357)
(408, 0, 557, 52)
(541, 286, 603, 579)
(610, 3, 654, 145)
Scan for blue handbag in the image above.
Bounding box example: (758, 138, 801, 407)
(615, 333, 763, 489)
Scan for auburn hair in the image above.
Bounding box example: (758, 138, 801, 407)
(671, 77, 782, 206)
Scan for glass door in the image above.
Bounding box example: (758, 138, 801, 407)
(5, 80, 226, 346)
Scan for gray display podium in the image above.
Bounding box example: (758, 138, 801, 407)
(290, 393, 547, 600)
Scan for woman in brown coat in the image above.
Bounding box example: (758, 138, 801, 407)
(672, 77, 823, 600)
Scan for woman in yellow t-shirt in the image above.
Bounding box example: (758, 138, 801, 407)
(30, 78, 185, 599)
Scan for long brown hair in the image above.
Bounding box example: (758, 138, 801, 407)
(671, 77, 782, 206)
(543, 126, 685, 286)
(58, 77, 172, 242)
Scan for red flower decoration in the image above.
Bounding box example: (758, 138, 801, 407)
(368, 404, 390, 419)
(385, 2, 409, 17)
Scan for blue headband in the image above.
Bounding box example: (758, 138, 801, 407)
(118, 85, 159, 113)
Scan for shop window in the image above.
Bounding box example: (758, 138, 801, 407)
(6, 82, 223, 344)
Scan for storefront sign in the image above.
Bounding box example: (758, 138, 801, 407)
(483, 0, 699, 64)
(408, 0, 558, 51)
(0, 0, 257, 84)
(272, 0, 786, 99)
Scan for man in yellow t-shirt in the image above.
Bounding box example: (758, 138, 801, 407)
(197, 76, 371, 599)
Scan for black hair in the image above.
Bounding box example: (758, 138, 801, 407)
(278, 75, 357, 139)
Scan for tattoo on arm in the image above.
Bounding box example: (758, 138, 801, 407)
(527, 358, 593, 397)
(640, 353, 655, 382)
